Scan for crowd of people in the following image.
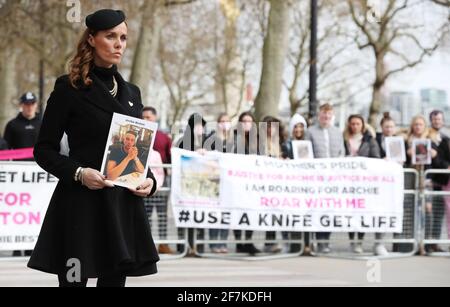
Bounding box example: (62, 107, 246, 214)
(1, 92, 449, 257)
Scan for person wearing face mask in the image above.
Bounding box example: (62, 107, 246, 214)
(306, 103, 345, 254)
(27, 9, 159, 287)
(231, 112, 261, 255)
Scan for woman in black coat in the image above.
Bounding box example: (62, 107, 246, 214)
(27, 9, 159, 287)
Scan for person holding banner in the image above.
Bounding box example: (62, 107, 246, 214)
(177, 113, 210, 254)
(261, 116, 298, 254)
(205, 113, 233, 254)
(343, 114, 389, 256)
(282, 113, 310, 254)
(306, 103, 345, 254)
(27, 9, 159, 287)
(232, 112, 261, 255)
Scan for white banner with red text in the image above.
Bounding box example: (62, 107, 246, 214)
(0, 162, 57, 251)
(171, 148, 404, 233)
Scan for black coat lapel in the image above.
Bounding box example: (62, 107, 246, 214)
(115, 73, 143, 118)
(82, 72, 130, 116)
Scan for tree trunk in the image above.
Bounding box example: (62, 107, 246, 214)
(130, 0, 165, 104)
(368, 51, 386, 127)
(254, 0, 291, 121)
(0, 49, 17, 134)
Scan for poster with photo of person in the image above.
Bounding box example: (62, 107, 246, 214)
(412, 139, 432, 165)
(385, 137, 406, 162)
(101, 113, 158, 189)
(292, 141, 314, 160)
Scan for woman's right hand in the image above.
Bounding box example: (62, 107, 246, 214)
(81, 168, 115, 190)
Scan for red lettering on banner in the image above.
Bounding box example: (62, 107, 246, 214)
(0, 212, 41, 225)
(0, 193, 32, 206)
(346, 198, 366, 209)
(260, 197, 301, 208)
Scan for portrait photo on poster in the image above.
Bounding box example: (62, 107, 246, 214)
(292, 140, 314, 160)
(385, 136, 406, 162)
(100, 113, 158, 189)
(412, 139, 432, 165)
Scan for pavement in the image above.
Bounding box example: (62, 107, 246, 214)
(0, 256, 449, 287)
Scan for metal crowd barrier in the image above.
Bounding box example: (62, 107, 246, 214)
(421, 169, 450, 257)
(309, 169, 420, 260)
(145, 164, 189, 260)
(2, 162, 449, 262)
(192, 229, 305, 261)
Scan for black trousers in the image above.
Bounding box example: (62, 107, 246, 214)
(58, 274, 126, 288)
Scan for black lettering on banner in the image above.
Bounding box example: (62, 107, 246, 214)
(194, 211, 205, 223)
(239, 214, 250, 226)
(208, 212, 218, 224)
(221, 212, 231, 225)
(321, 215, 330, 227)
(259, 214, 268, 226)
(390, 217, 397, 228)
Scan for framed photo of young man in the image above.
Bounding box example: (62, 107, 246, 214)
(101, 113, 158, 189)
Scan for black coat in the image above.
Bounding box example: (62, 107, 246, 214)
(0, 137, 7, 150)
(27, 70, 159, 279)
(375, 133, 387, 158)
(3, 113, 42, 150)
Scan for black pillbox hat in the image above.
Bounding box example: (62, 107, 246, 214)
(85, 9, 126, 31)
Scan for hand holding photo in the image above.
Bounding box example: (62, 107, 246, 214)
(412, 139, 432, 165)
(292, 141, 314, 160)
(101, 113, 158, 189)
(385, 137, 406, 162)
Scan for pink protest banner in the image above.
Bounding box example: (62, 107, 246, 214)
(0, 148, 34, 161)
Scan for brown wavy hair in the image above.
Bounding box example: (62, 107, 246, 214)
(68, 28, 98, 89)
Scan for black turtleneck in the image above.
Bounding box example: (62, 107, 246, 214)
(92, 65, 118, 92)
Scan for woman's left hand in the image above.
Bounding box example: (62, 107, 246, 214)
(431, 149, 438, 159)
(129, 178, 155, 197)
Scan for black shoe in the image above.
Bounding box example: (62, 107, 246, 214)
(25, 250, 33, 257)
(236, 244, 246, 253)
(12, 251, 22, 257)
(246, 244, 261, 256)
